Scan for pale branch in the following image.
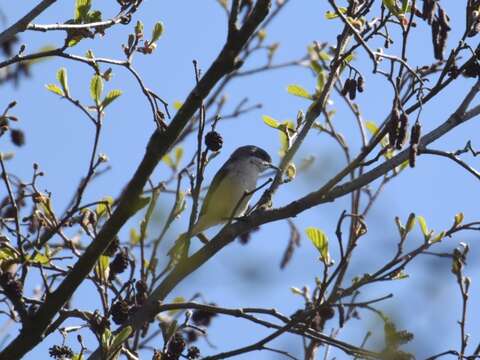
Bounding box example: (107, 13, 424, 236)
(420, 148, 480, 180)
(0, 2, 272, 359)
(0, 0, 57, 45)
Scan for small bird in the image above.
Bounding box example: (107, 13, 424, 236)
(168, 145, 277, 260)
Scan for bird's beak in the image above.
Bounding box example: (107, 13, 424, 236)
(267, 162, 281, 171)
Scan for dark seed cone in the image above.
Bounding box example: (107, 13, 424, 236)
(111, 299, 130, 325)
(168, 333, 186, 357)
(109, 251, 129, 277)
(10, 129, 25, 147)
(204, 131, 223, 151)
(409, 145, 418, 168)
(187, 346, 200, 359)
(348, 79, 357, 100)
(48, 345, 74, 359)
(341, 79, 351, 96)
(357, 76, 364, 92)
(104, 237, 120, 257)
(395, 113, 408, 150)
(463, 60, 480, 78)
(388, 108, 401, 148)
(410, 121, 421, 145)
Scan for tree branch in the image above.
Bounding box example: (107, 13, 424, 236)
(0, 0, 57, 44)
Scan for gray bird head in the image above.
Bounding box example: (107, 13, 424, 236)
(229, 145, 276, 172)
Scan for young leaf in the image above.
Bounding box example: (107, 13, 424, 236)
(305, 227, 330, 265)
(287, 84, 313, 100)
(431, 231, 445, 244)
(56, 68, 69, 96)
(90, 74, 103, 104)
(174, 147, 184, 165)
(45, 84, 65, 97)
(95, 255, 109, 283)
(365, 121, 379, 135)
(454, 212, 464, 227)
(74, 0, 91, 21)
(101, 89, 122, 109)
(417, 215, 429, 241)
(96, 196, 114, 217)
(130, 228, 140, 245)
(173, 100, 183, 110)
(151, 21, 164, 43)
(262, 115, 279, 129)
(324, 7, 347, 19)
(110, 326, 132, 353)
(162, 154, 174, 169)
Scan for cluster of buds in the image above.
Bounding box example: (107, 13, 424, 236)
(408, 121, 422, 168)
(388, 106, 409, 150)
(341, 76, 364, 100)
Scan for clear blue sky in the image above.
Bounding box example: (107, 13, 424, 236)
(1, 1, 479, 359)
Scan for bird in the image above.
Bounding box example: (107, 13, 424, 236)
(168, 145, 277, 261)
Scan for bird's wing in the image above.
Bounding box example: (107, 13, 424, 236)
(198, 161, 231, 218)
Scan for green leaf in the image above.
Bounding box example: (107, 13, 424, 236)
(132, 196, 150, 214)
(96, 255, 109, 283)
(67, 36, 83, 48)
(90, 74, 103, 104)
(324, 7, 347, 19)
(101, 328, 112, 351)
(262, 115, 279, 129)
(74, 0, 91, 21)
(431, 231, 445, 244)
(417, 215, 429, 241)
(30, 252, 50, 265)
(100, 89, 122, 110)
(405, 213, 416, 234)
(110, 326, 132, 353)
(151, 21, 164, 43)
(173, 100, 183, 110)
(383, 0, 399, 15)
(86, 10, 102, 22)
(96, 196, 114, 217)
(45, 84, 64, 97)
(174, 147, 184, 165)
(130, 228, 140, 245)
(401, 0, 410, 13)
(173, 191, 186, 218)
(286, 84, 313, 100)
(366, 121, 379, 135)
(305, 227, 331, 265)
(454, 212, 464, 227)
(72, 354, 84, 360)
(56, 68, 69, 97)
(0, 247, 18, 261)
(162, 154, 174, 169)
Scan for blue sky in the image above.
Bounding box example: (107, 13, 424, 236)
(1, 1, 480, 359)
